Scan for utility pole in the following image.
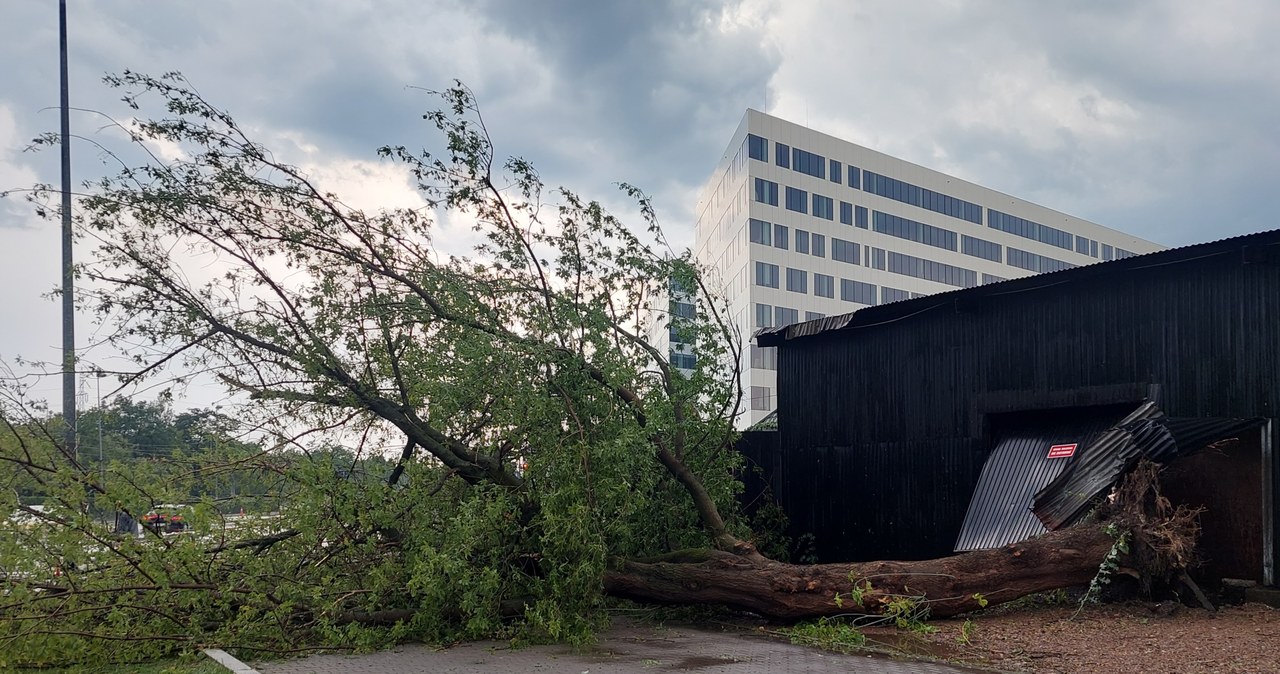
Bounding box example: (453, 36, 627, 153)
(59, 0, 77, 462)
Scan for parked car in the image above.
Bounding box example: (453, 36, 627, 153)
(141, 504, 189, 534)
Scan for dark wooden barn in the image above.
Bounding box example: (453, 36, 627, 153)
(749, 229, 1279, 587)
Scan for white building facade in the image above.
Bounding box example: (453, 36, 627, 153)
(692, 110, 1163, 428)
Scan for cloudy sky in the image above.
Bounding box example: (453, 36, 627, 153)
(1, 0, 1277, 409)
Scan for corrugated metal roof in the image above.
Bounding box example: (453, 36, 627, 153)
(1032, 411, 1267, 530)
(954, 407, 1131, 552)
(757, 228, 1280, 347)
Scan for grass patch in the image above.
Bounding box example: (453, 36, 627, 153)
(783, 617, 867, 654)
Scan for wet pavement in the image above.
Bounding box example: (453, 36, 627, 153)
(252, 619, 989, 673)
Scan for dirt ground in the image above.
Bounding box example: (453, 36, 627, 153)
(859, 600, 1280, 674)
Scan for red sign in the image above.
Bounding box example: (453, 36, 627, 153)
(1047, 443, 1077, 459)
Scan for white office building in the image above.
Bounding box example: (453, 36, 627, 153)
(690, 109, 1163, 428)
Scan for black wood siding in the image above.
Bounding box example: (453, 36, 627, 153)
(768, 237, 1280, 567)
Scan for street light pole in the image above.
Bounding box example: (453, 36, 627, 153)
(59, 0, 77, 463)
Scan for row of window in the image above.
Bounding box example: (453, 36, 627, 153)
(1006, 247, 1077, 274)
(754, 229, 981, 291)
(749, 134, 1143, 268)
(752, 273, 881, 326)
(748, 134, 865, 211)
(887, 251, 979, 288)
(754, 302, 829, 330)
(873, 210, 957, 252)
(762, 136, 865, 193)
(837, 202, 868, 228)
(754, 181, 1088, 273)
(832, 237, 859, 265)
(750, 219, 828, 257)
(863, 171, 983, 224)
(670, 352, 696, 370)
(962, 234, 1002, 262)
(988, 210, 1074, 251)
(752, 189, 1118, 277)
(881, 286, 911, 303)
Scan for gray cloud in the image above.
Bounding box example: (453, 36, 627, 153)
(759, 0, 1278, 246)
(1, 0, 1277, 409)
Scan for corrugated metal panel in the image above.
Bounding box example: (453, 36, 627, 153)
(1033, 413, 1268, 530)
(1029, 402, 1168, 530)
(955, 408, 1131, 552)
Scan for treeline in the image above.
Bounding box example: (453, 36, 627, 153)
(8, 397, 397, 516)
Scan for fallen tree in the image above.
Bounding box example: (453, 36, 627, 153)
(0, 73, 1198, 665)
(606, 525, 1115, 620)
(607, 459, 1202, 620)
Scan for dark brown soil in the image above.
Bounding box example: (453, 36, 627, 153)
(862, 601, 1280, 673)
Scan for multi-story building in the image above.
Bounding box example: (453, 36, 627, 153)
(690, 109, 1164, 428)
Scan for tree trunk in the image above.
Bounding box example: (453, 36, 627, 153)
(604, 524, 1115, 620)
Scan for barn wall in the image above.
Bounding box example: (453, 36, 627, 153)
(767, 242, 1280, 567)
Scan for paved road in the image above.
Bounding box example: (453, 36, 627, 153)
(253, 620, 988, 673)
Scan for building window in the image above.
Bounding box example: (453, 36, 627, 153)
(855, 205, 868, 229)
(881, 286, 911, 303)
(869, 247, 886, 270)
(961, 234, 1003, 262)
(1091, 240, 1099, 258)
(840, 278, 877, 305)
(670, 300, 696, 320)
(786, 267, 807, 294)
(830, 159, 842, 185)
(982, 273, 1006, 284)
(750, 345, 777, 370)
(887, 251, 978, 287)
(1102, 243, 1114, 261)
(785, 186, 808, 214)
(848, 165, 861, 190)
(988, 210, 1073, 250)
(840, 201, 853, 225)
(805, 311, 825, 321)
(813, 194, 834, 220)
(773, 224, 789, 250)
(774, 306, 799, 326)
(749, 218, 771, 245)
(754, 178, 778, 206)
(1075, 235, 1091, 255)
(754, 261, 779, 288)
(671, 352, 697, 370)
(832, 237, 860, 265)
(873, 211, 957, 251)
(811, 233, 826, 258)
(792, 147, 826, 179)
(750, 386, 772, 411)
(775, 142, 790, 168)
(1007, 247, 1076, 273)
(747, 134, 768, 162)
(795, 229, 810, 254)
(754, 303, 772, 328)
(814, 273, 835, 298)
(1115, 248, 1136, 259)
(864, 170, 982, 224)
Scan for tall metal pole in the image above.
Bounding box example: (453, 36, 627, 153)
(59, 0, 77, 461)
